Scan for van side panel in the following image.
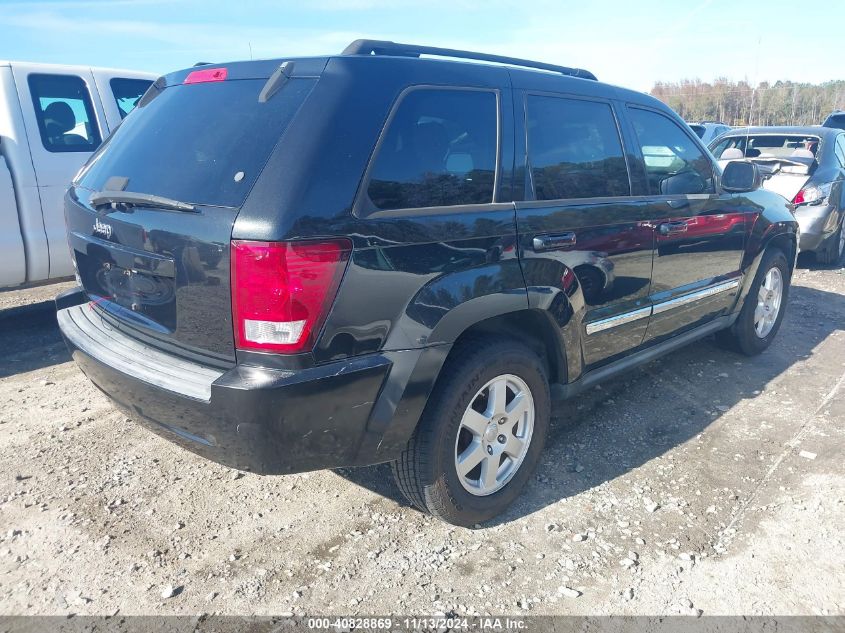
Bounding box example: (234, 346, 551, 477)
(14, 66, 111, 280)
(0, 155, 26, 285)
(0, 65, 49, 284)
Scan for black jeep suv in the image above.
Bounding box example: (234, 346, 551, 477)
(57, 40, 798, 526)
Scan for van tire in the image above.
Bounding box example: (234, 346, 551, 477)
(391, 339, 550, 526)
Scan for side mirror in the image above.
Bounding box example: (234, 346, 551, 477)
(659, 171, 707, 195)
(721, 160, 760, 193)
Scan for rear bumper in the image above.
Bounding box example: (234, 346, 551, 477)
(57, 298, 395, 474)
(794, 204, 836, 252)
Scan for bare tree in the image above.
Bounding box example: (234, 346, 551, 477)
(650, 79, 845, 126)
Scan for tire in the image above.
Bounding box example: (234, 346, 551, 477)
(816, 221, 844, 266)
(391, 338, 550, 526)
(716, 247, 790, 356)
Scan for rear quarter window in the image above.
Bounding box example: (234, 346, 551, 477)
(363, 87, 498, 213)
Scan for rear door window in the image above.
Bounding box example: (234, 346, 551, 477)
(78, 77, 316, 208)
(110, 78, 154, 118)
(28, 73, 102, 153)
(526, 95, 630, 200)
(627, 107, 715, 195)
(365, 88, 498, 212)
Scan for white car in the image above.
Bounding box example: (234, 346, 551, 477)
(1, 61, 155, 288)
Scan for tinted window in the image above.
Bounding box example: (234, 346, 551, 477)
(366, 89, 497, 211)
(823, 113, 845, 130)
(835, 135, 845, 167)
(527, 96, 629, 200)
(79, 77, 316, 208)
(110, 78, 154, 118)
(689, 124, 706, 139)
(28, 74, 101, 153)
(628, 107, 714, 195)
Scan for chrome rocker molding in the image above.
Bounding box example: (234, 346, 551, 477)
(585, 279, 741, 335)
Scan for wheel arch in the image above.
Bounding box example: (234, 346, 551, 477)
(734, 222, 798, 315)
(362, 306, 573, 464)
(448, 309, 569, 386)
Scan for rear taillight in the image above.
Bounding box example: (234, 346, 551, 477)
(793, 186, 821, 206)
(231, 239, 352, 354)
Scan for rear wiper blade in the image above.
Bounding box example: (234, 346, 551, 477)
(90, 190, 197, 212)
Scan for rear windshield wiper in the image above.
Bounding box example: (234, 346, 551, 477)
(90, 190, 197, 212)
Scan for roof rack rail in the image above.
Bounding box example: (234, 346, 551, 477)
(341, 39, 597, 81)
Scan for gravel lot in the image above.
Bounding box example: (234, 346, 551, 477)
(0, 259, 843, 617)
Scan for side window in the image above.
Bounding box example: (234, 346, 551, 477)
(526, 95, 629, 200)
(627, 107, 715, 196)
(110, 78, 153, 119)
(366, 88, 497, 212)
(835, 135, 845, 167)
(28, 74, 102, 153)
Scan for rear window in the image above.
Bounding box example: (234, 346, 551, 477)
(78, 77, 316, 208)
(110, 77, 154, 119)
(689, 124, 706, 139)
(710, 134, 821, 160)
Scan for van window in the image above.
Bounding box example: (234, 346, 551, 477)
(527, 96, 630, 200)
(110, 78, 154, 118)
(366, 88, 497, 212)
(28, 74, 102, 153)
(628, 107, 714, 195)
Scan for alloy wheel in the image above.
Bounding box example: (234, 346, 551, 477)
(454, 374, 535, 496)
(754, 266, 783, 338)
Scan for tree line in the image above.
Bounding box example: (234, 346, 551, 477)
(650, 79, 845, 126)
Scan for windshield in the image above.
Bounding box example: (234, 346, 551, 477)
(710, 134, 821, 161)
(78, 77, 316, 208)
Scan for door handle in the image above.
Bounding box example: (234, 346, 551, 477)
(532, 232, 577, 250)
(658, 221, 688, 236)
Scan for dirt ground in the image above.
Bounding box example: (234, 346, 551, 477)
(0, 258, 843, 617)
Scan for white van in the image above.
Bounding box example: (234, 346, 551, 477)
(0, 61, 155, 288)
